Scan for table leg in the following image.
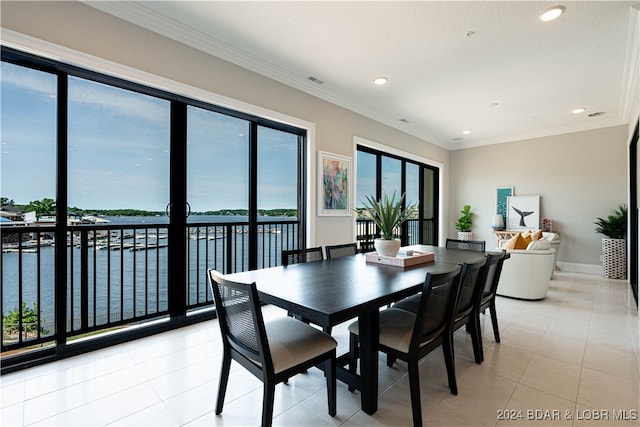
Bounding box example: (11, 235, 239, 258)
(358, 309, 379, 414)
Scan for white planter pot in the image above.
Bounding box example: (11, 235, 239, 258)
(374, 238, 401, 257)
(457, 231, 473, 241)
(601, 238, 626, 279)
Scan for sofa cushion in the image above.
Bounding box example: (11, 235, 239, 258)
(527, 239, 551, 250)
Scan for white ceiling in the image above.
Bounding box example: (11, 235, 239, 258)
(88, 1, 639, 150)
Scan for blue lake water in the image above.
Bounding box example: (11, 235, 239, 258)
(1, 215, 298, 330)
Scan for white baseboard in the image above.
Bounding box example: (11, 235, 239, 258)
(556, 262, 603, 276)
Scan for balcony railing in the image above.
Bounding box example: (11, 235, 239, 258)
(356, 217, 436, 250)
(2, 217, 433, 367)
(1, 219, 299, 356)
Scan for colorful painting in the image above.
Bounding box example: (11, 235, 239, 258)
(318, 151, 351, 216)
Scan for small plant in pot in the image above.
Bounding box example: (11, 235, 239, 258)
(595, 204, 627, 279)
(455, 205, 474, 240)
(359, 191, 416, 257)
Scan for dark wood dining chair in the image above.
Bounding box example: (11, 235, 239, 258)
(281, 246, 324, 266)
(208, 270, 337, 427)
(394, 255, 492, 365)
(477, 250, 510, 362)
(325, 242, 358, 259)
(281, 246, 328, 332)
(445, 238, 486, 252)
(347, 266, 464, 427)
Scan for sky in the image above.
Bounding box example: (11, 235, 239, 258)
(1, 61, 298, 212)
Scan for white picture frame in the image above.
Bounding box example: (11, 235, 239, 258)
(506, 195, 540, 230)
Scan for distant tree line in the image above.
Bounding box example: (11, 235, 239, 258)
(2, 197, 296, 218)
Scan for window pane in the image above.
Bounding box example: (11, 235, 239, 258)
(68, 77, 170, 212)
(406, 162, 420, 211)
(187, 106, 249, 217)
(257, 126, 298, 214)
(381, 156, 401, 199)
(1, 62, 57, 212)
(356, 150, 376, 207)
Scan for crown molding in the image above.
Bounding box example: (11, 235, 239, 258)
(58, 2, 640, 151)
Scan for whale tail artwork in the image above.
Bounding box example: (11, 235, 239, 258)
(513, 207, 534, 227)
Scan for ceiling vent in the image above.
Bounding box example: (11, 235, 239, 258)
(307, 76, 324, 84)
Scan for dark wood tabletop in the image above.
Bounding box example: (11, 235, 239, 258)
(225, 244, 486, 415)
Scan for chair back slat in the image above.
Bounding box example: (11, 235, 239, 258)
(325, 243, 358, 259)
(445, 238, 486, 252)
(282, 246, 324, 266)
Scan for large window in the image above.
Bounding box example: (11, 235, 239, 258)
(0, 47, 307, 371)
(355, 145, 439, 246)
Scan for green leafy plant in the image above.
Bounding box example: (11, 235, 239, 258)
(455, 205, 473, 232)
(358, 192, 416, 240)
(595, 204, 627, 239)
(2, 302, 49, 337)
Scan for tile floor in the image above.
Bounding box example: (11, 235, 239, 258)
(1, 272, 639, 426)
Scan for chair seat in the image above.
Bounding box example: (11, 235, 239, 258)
(267, 317, 337, 374)
(348, 308, 438, 353)
(392, 294, 421, 313)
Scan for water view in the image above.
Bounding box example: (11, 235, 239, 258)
(1, 214, 299, 342)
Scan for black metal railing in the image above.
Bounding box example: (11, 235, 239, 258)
(356, 217, 436, 250)
(1, 219, 299, 355)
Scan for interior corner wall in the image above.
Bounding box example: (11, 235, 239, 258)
(449, 125, 629, 274)
(0, 0, 450, 249)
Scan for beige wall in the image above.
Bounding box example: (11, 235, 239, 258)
(450, 125, 629, 271)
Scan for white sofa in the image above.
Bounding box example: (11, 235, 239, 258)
(497, 246, 556, 300)
(541, 232, 560, 273)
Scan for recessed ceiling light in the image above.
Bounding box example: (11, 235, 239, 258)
(540, 5, 565, 22)
(462, 130, 472, 135)
(374, 77, 388, 85)
(572, 107, 586, 114)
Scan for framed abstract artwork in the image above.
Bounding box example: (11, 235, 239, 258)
(506, 195, 540, 230)
(318, 151, 351, 216)
(496, 186, 513, 224)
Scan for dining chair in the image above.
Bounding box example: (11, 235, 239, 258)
(281, 246, 324, 266)
(477, 250, 510, 362)
(445, 238, 486, 252)
(347, 266, 464, 427)
(281, 246, 329, 333)
(208, 269, 337, 427)
(325, 242, 358, 259)
(394, 255, 492, 365)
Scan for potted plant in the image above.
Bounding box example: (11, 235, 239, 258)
(595, 204, 627, 279)
(359, 191, 416, 257)
(455, 205, 474, 240)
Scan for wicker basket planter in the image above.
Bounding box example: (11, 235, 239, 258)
(601, 238, 626, 279)
(457, 231, 473, 241)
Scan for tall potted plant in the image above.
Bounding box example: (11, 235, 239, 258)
(359, 191, 416, 257)
(595, 204, 627, 279)
(455, 205, 474, 240)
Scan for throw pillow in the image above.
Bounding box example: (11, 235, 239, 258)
(530, 229, 543, 240)
(503, 233, 529, 250)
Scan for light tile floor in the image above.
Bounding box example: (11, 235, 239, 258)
(1, 272, 639, 426)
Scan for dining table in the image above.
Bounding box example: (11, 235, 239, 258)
(224, 244, 487, 415)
